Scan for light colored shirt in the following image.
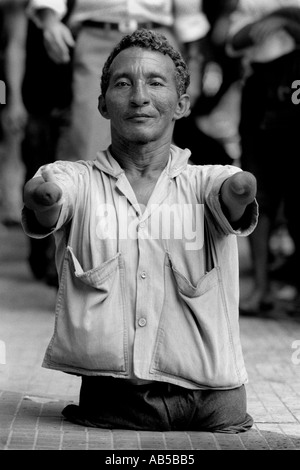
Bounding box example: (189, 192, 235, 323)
(29, 0, 210, 43)
(22, 145, 258, 390)
(227, 0, 300, 62)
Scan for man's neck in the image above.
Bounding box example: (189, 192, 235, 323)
(109, 139, 171, 178)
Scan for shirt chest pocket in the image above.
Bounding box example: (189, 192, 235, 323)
(46, 247, 128, 374)
(168, 256, 219, 298)
(150, 254, 241, 388)
(68, 246, 120, 293)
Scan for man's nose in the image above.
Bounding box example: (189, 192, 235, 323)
(130, 82, 150, 106)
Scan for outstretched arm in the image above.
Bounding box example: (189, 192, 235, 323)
(23, 166, 63, 228)
(220, 171, 257, 225)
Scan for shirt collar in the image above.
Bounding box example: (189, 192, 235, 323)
(93, 145, 191, 179)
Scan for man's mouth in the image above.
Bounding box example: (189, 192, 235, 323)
(127, 114, 153, 119)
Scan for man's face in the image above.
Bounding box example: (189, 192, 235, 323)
(99, 47, 189, 144)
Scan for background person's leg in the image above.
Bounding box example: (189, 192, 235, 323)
(57, 27, 122, 162)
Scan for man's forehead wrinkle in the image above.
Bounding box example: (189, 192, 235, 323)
(119, 53, 163, 64)
(111, 66, 168, 79)
(110, 52, 175, 79)
(112, 48, 174, 68)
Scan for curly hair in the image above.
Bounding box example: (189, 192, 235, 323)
(100, 29, 190, 97)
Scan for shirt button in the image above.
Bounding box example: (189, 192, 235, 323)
(138, 318, 147, 327)
(140, 271, 147, 279)
(139, 222, 145, 228)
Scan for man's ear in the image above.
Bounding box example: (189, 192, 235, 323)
(173, 94, 191, 121)
(98, 95, 110, 119)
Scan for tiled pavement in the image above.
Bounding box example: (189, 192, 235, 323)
(1, 224, 300, 451)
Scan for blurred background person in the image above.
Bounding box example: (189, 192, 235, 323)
(2, 0, 74, 286)
(173, 0, 242, 166)
(0, 0, 26, 228)
(227, 0, 300, 316)
(30, 0, 210, 162)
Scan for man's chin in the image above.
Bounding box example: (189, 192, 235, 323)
(127, 131, 156, 145)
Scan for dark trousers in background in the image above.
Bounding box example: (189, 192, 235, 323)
(21, 109, 69, 286)
(239, 55, 300, 293)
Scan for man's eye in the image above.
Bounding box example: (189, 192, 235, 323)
(116, 81, 130, 87)
(150, 81, 163, 86)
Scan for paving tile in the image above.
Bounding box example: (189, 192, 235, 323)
(112, 430, 140, 450)
(213, 433, 246, 450)
(239, 428, 271, 450)
(186, 432, 218, 450)
(256, 424, 298, 450)
(163, 432, 192, 450)
(139, 431, 166, 450)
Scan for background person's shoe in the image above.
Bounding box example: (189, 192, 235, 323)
(282, 293, 300, 319)
(1, 217, 22, 228)
(239, 293, 274, 317)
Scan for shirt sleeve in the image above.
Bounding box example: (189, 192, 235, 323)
(22, 160, 80, 239)
(198, 164, 258, 236)
(28, 0, 67, 22)
(173, 0, 210, 43)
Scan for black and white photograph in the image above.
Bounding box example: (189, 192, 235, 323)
(0, 0, 300, 456)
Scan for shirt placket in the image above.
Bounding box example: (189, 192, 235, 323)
(133, 173, 173, 378)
